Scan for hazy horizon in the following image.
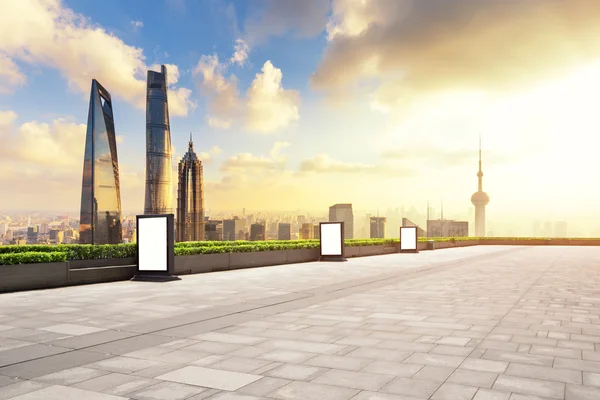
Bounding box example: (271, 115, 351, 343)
(1, 0, 600, 237)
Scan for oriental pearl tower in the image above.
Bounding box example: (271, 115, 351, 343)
(471, 136, 489, 237)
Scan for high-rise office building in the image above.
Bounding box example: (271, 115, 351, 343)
(278, 223, 291, 240)
(223, 218, 246, 241)
(300, 223, 313, 239)
(176, 135, 205, 242)
(471, 137, 490, 236)
(250, 223, 266, 241)
(370, 217, 386, 239)
(79, 79, 123, 245)
(329, 203, 354, 239)
(144, 65, 173, 215)
(427, 219, 469, 237)
(205, 220, 223, 241)
(313, 224, 320, 239)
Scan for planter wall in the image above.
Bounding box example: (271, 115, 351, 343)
(0, 262, 68, 292)
(68, 265, 137, 286)
(69, 257, 136, 269)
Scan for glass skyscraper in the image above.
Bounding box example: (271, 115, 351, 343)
(79, 79, 123, 244)
(176, 135, 205, 242)
(144, 65, 173, 215)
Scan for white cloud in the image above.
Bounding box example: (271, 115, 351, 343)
(221, 142, 289, 172)
(0, 0, 194, 116)
(130, 20, 144, 30)
(246, 61, 300, 133)
(0, 54, 27, 93)
(197, 145, 223, 162)
(0, 110, 18, 127)
(299, 154, 377, 174)
(195, 57, 299, 133)
(230, 39, 249, 66)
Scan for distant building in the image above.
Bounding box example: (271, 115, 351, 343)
(49, 229, 64, 244)
(223, 218, 246, 241)
(329, 203, 354, 239)
(79, 79, 123, 245)
(300, 223, 314, 239)
(250, 223, 266, 241)
(554, 221, 568, 237)
(401, 218, 426, 238)
(313, 224, 320, 239)
(27, 226, 39, 244)
(205, 220, 223, 241)
(39, 223, 49, 235)
(370, 217, 386, 239)
(176, 135, 205, 242)
(471, 137, 490, 236)
(0, 223, 6, 236)
(278, 223, 291, 240)
(427, 219, 469, 237)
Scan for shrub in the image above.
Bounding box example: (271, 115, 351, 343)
(0, 251, 67, 265)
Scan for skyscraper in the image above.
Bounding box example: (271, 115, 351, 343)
(370, 217, 386, 239)
(329, 203, 354, 239)
(176, 135, 205, 242)
(79, 79, 123, 244)
(471, 136, 490, 237)
(144, 65, 173, 215)
(278, 223, 291, 240)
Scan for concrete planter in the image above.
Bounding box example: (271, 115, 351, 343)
(68, 265, 137, 286)
(230, 250, 288, 269)
(0, 262, 68, 293)
(285, 248, 320, 263)
(175, 253, 230, 275)
(69, 257, 136, 269)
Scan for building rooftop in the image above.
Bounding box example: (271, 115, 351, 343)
(1, 246, 599, 398)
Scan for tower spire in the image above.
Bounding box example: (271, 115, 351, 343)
(189, 132, 193, 150)
(477, 133, 483, 192)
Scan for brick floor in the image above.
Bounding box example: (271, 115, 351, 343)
(1, 245, 600, 399)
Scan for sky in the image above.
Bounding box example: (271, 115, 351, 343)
(1, 0, 600, 232)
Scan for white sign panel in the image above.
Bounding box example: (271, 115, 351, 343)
(321, 223, 343, 256)
(400, 227, 418, 251)
(138, 216, 167, 271)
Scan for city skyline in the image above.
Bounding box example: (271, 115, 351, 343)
(1, 0, 600, 237)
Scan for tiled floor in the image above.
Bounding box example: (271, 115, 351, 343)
(1, 245, 600, 399)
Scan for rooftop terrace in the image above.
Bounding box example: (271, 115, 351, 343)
(1, 245, 600, 399)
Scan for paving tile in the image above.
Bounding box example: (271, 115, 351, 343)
(582, 371, 600, 387)
(460, 358, 509, 373)
(472, 389, 510, 400)
(412, 365, 455, 381)
(0, 381, 49, 400)
(204, 393, 262, 400)
(129, 381, 208, 400)
(347, 347, 411, 362)
(259, 350, 316, 364)
(303, 354, 373, 371)
(382, 377, 442, 398)
(505, 362, 582, 384)
(34, 367, 110, 386)
(103, 378, 160, 396)
(269, 381, 359, 400)
(350, 391, 423, 400)
(0, 376, 17, 388)
(530, 345, 582, 359)
(207, 356, 273, 373)
(40, 324, 106, 336)
(264, 363, 328, 381)
(493, 375, 565, 399)
(447, 368, 498, 388)
(85, 356, 162, 374)
(157, 366, 261, 391)
(403, 352, 465, 368)
(431, 382, 478, 400)
(312, 369, 394, 391)
(236, 377, 291, 396)
(192, 332, 266, 345)
(554, 357, 600, 373)
(72, 372, 139, 392)
(565, 383, 600, 400)
(8, 385, 128, 400)
(360, 360, 423, 377)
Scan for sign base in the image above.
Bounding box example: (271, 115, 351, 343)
(131, 274, 181, 282)
(320, 255, 347, 262)
(399, 249, 419, 254)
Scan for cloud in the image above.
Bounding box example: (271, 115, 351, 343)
(312, 0, 600, 110)
(0, 55, 27, 93)
(221, 142, 289, 172)
(299, 154, 377, 174)
(194, 57, 300, 133)
(0, 0, 194, 116)
(130, 20, 144, 30)
(244, 0, 330, 44)
(197, 145, 223, 163)
(246, 61, 300, 133)
(230, 39, 249, 66)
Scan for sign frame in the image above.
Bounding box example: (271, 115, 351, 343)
(319, 222, 347, 262)
(133, 214, 179, 281)
(400, 226, 419, 253)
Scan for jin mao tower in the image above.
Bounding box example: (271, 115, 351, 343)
(176, 134, 205, 242)
(144, 65, 173, 215)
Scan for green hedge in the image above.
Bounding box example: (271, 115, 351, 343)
(0, 251, 67, 265)
(175, 241, 319, 256)
(0, 243, 137, 259)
